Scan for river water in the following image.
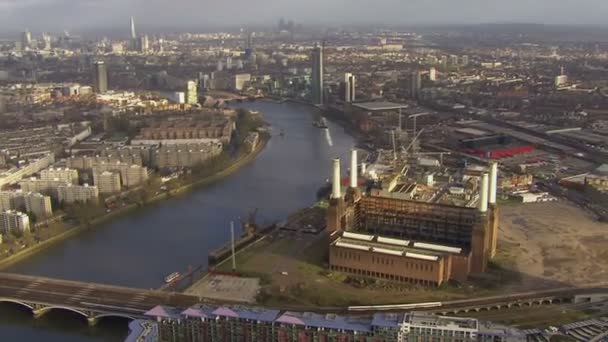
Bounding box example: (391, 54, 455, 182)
(0, 102, 356, 341)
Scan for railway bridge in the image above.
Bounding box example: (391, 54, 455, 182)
(0, 272, 201, 326)
(2, 271, 608, 326)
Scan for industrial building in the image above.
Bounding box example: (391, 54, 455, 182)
(460, 134, 535, 159)
(326, 150, 499, 286)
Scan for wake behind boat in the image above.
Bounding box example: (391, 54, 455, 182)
(313, 117, 328, 129)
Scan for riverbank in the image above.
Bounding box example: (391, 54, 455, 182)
(0, 134, 270, 271)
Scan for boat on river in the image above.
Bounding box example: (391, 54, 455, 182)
(164, 272, 180, 283)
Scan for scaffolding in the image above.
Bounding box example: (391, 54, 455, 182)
(355, 196, 480, 248)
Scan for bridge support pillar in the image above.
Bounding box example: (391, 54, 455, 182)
(87, 316, 98, 327)
(32, 304, 48, 319)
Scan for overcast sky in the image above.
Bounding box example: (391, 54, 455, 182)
(1, 0, 607, 33)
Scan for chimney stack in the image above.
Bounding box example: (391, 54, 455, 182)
(479, 173, 489, 213)
(332, 158, 341, 199)
(350, 149, 358, 188)
(489, 162, 498, 205)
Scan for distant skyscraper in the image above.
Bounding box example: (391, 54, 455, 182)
(21, 30, 32, 49)
(449, 55, 459, 66)
(246, 32, 253, 50)
(139, 35, 149, 53)
(41, 33, 52, 50)
(93, 61, 108, 93)
(226, 57, 233, 70)
(461, 55, 469, 66)
(130, 16, 136, 40)
(311, 44, 324, 105)
(186, 80, 198, 105)
(344, 73, 356, 103)
(429, 67, 437, 81)
(14, 41, 23, 53)
(410, 71, 421, 99)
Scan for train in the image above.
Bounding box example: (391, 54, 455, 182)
(347, 301, 442, 312)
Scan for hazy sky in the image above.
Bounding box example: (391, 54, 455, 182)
(1, 0, 607, 32)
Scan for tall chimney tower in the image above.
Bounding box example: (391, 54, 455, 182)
(332, 158, 341, 199)
(489, 162, 498, 205)
(350, 149, 358, 188)
(479, 173, 489, 213)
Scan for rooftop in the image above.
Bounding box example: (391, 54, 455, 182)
(332, 233, 468, 261)
(404, 312, 478, 330)
(276, 311, 372, 333)
(352, 101, 407, 112)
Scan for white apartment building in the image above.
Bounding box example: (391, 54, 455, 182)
(40, 167, 79, 184)
(24, 192, 53, 219)
(0, 210, 30, 234)
(0, 153, 55, 188)
(91, 162, 148, 188)
(94, 171, 122, 194)
(0, 191, 53, 219)
(19, 178, 67, 196)
(57, 184, 99, 204)
(400, 313, 479, 341)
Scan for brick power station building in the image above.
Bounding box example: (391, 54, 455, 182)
(326, 151, 499, 286)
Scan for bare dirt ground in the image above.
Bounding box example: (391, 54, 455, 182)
(498, 201, 608, 291)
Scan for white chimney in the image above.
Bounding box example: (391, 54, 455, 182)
(361, 162, 367, 175)
(350, 149, 358, 188)
(489, 162, 498, 205)
(479, 173, 489, 213)
(332, 158, 341, 199)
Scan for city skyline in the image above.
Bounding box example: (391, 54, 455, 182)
(1, 0, 608, 31)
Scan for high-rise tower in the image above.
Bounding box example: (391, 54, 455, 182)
(344, 73, 356, 103)
(93, 61, 108, 93)
(130, 16, 136, 40)
(410, 71, 421, 99)
(22, 29, 32, 49)
(311, 44, 324, 105)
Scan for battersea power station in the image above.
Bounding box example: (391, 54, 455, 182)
(327, 150, 499, 286)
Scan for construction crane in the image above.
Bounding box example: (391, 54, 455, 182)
(240, 208, 258, 235)
(401, 128, 425, 156)
(408, 112, 431, 137)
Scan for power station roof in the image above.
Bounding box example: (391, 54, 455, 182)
(334, 237, 444, 261)
(406, 252, 439, 261)
(372, 247, 404, 256)
(377, 236, 410, 247)
(413, 242, 462, 254)
(335, 241, 370, 251)
(353, 101, 407, 112)
(343, 231, 374, 241)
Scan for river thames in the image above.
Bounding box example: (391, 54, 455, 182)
(0, 101, 356, 341)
